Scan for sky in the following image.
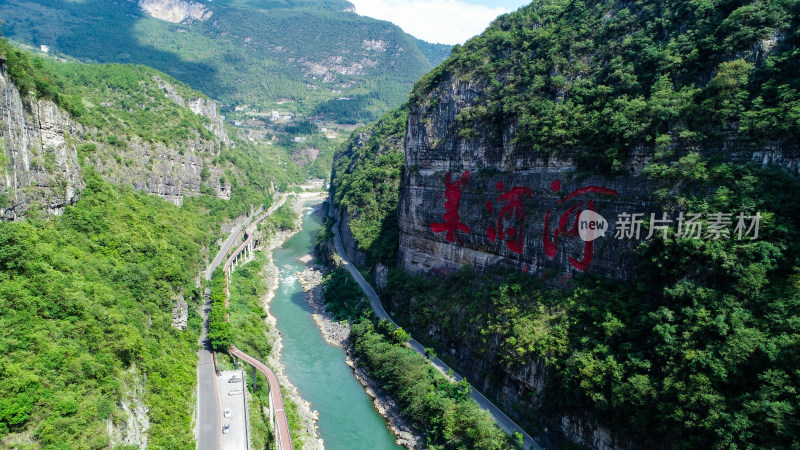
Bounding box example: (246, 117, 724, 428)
(348, 0, 531, 45)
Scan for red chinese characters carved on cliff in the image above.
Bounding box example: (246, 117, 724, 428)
(486, 181, 533, 254)
(430, 171, 471, 245)
(429, 174, 618, 273)
(543, 180, 618, 271)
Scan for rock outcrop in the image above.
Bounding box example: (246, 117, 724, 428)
(156, 76, 229, 146)
(138, 0, 212, 23)
(333, 2, 800, 448)
(0, 59, 234, 219)
(0, 65, 83, 220)
(397, 75, 800, 281)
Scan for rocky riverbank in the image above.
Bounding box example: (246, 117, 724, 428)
(346, 354, 424, 449)
(297, 250, 425, 449)
(258, 198, 324, 450)
(297, 267, 350, 347)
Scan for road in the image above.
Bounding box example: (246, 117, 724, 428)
(197, 208, 264, 450)
(330, 210, 544, 450)
(197, 297, 222, 450)
(222, 194, 294, 450)
(218, 370, 248, 450)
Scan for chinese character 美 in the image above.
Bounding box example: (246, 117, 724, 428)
(734, 212, 761, 240)
(430, 171, 471, 245)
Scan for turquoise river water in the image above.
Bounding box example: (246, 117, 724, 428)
(270, 202, 401, 450)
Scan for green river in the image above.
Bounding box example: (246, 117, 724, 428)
(270, 202, 401, 450)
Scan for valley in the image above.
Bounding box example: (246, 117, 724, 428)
(1, 0, 799, 449)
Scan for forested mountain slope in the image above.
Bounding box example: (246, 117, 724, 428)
(330, 0, 800, 447)
(0, 0, 451, 123)
(0, 41, 300, 447)
(0, 38, 304, 219)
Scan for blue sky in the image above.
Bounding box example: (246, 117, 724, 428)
(348, 0, 532, 45)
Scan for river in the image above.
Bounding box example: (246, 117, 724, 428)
(270, 202, 401, 450)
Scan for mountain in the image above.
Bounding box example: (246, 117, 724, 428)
(0, 0, 451, 123)
(0, 39, 304, 220)
(0, 40, 309, 446)
(330, 0, 800, 448)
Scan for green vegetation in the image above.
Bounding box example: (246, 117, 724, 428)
(412, 0, 800, 172)
(226, 256, 277, 449)
(0, 39, 85, 117)
(0, 38, 216, 146)
(184, 139, 305, 223)
(350, 320, 513, 449)
(0, 39, 307, 446)
(208, 269, 233, 352)
(246, 369, 275, 449)
(0, 38, 307, 221)
(0, 0, 451, 122)
(319, 266, 514, 449)
(320, 267, 370, 322)
(228, 257, 272, 363)
(383, 158, 800, 448)
(0, 171, 216, 447)
(330, 109, 406, 265)
(266, 202, 300, 232)
(326, 1, 800, 447)
(227, 208, 310, 448)
(45, 62, 214, 146)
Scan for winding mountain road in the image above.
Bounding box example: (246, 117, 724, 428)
(198, 219, 249, 450)
(222, 195, 294, 450)
(197, 196, 293, 450)
(331, 209, 544, 450)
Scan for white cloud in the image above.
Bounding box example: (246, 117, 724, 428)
(348, 0, 509, 45)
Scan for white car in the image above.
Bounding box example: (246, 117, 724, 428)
(228, 389, 243, 396)
(222, 424, 230, 434)
(223, 408, 232, 418)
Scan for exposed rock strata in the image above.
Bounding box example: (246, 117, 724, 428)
(398, 76, 800, 281)
(0, 61, 233, 219)
(138, 0, 212, 23)
(0, 67, 83, 219)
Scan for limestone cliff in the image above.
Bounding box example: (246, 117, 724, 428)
(0, 57, 234, 219)
(396, 2, 800, 281)
(0, 65, 83, 220)
(331, 1, 800, 448)
(138, 0, 212, 23)
(329, 109, 406, 268)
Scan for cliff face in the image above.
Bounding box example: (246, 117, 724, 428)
(330, 109, 406, 267)
(332, 1, 800, 448)
(0, 61, 233, 219)
(0, 66, 83, 220)
(138, 0, 212, 23)
(396, 0, 800, 281)
(398, 78, 800, 281)
(398, 79, 659, 281)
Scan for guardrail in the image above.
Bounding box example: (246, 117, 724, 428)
(221, 194, 294, 450)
